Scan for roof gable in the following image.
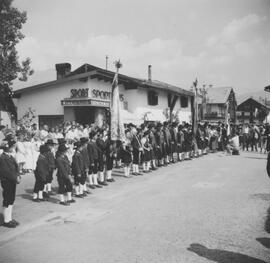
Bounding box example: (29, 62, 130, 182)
(206, 87, 233, 104)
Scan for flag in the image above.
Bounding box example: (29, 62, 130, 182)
(225, 101, 230, 136)
(110, 72, 125, 141)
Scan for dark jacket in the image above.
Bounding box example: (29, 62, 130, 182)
(131, 135, 142, 151)
(81, 147, 90, 170)
(72, 150, 84, 176)
(0, 152, 19, 182)
(35, 154, 50, 182)
(96, 138, 106, 161)
(44, 150, 55, 170)
(56, 155, 71, 179)
(87, 141, 99, 164)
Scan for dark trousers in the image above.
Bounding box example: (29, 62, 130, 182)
(133, 149, 140, 165)
(1, 180, 16, 208)
(33, 174, 45, 193)
(46, 169, 54, 184)
(89, 160, 98, 174)
(57, 177, 72, 194)
(106, 156, 114, 170)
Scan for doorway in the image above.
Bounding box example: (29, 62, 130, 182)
(74, 107, 95, 125)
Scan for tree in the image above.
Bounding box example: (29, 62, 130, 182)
(0, 0, 34, 116)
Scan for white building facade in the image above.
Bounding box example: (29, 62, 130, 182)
(14, 63, 194, 128)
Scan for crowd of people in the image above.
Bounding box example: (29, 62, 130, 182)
(0, 119, 267, 228)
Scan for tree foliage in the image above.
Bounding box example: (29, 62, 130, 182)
(0, 0, 34, 115)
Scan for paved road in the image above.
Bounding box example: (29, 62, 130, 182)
(0, 151, 270, 263)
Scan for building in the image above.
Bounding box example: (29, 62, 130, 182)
(198, 86, 237, 123)
(13, 63, 194, 128)
(236, 97, 270, 124)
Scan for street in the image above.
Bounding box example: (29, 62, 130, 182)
(0, 151, 270, 263)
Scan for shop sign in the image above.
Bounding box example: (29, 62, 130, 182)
(62, 99, 110, 107)
(70, 88, 89, 98)
(92, 89, 124, 101)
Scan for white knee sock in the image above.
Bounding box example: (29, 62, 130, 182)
(83, 184, 87, 191)
(132, 164, 136, 173)
(127, 166, 131, 176)
(43, 185, 47, 193)
(47, 183, 52, 192)
(79, 184, 84, 194)
(33, 193, 38, 199)
(75, 185, 80, 195)
(93, 174, 98, 185)
(107, 170, 112, 179)
(3, 207, 9, 223)
(88, 174, 93, 185)
(59, 194, 65, 202)
(135, 164, 139, 173)
(38, 191, 43, 199)
(124, 166, 128, 177)
(147, 162, 150, 171)
(143, 163, 146, 171)
(99, 172, 104, 182)
(67, 192, 72, 201)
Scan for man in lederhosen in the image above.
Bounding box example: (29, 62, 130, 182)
(0, 138, 20, 228)
(80, 137, 91, 193)
(155, 122, 165, 166)
(131, 125, 143, 175)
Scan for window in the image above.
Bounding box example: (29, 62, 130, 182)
(180, 96, 188, 108)
(148, 91, 158, 106)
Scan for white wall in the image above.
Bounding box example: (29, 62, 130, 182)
(17, 77, 192, 124)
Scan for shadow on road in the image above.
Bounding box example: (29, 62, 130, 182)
(187, 243, 267, 263)
(256, 238, 270, 249)
(251, 194, 270, 201)
(244, 157, 266, 160)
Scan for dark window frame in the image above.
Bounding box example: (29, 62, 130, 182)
(148, 90, 159, 106)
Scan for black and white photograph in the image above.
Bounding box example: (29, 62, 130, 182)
(0, 0, 270, 262)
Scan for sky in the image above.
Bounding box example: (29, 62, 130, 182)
(13, 0, 270, 95)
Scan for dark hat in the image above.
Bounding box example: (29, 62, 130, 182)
(46, 139, 57, 146)
(157, 122, 163, 128)
(89, 131, 97, 139)
(0, 138, 16, 150)
(57, 138, 66, 145)
(163, 121, 168, 126)
(80, 137, 89, 144)
(74, 141, 82, 149)
(40, 144, 49, 154)
(58, 144, 69, 153)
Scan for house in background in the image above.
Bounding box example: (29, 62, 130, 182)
(236, 97, 270, 124)
(198, 86, 237, 123)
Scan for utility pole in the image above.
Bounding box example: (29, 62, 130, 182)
(106, 55, 109, 70)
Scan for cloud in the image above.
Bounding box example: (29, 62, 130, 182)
(16, 14, 270, 94)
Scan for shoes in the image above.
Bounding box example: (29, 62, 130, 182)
(59, 201, 70, 206)
(33, 198, 40, 203)
(3, 221, 17, 228)
(11, 219, 20, 226)
(43, 192, 49, 198)
(74, 194, 84, 198)
(136, 173, 143, 176)
(94, 184, 102, 188)
(124, 175, 132, 178)
(89, 185, 96, 189)
(107, 178, 115, 183)
(67, 199, 76, 203)
(111, 178, 115, 182)
(99, 181, 108, 186)
(38, 198, 46, 202)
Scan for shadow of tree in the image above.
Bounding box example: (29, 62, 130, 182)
(187, 243, 267, 263)
(256, 238, 270, 250)
(18, 189, 59, 204)
(251, 194, 270, 202)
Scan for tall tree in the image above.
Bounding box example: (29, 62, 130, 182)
(0, 0, 33, 116)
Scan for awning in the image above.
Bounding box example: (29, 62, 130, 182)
(134, 107, 166, 122)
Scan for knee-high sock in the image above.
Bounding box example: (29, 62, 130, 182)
(99, 172, 104, 182)
(107, 170, 112, 179)
(75, 185, 80, 195)
(3, 207, 9, 223)
(124, 166, 128, 176)
(38, 191, 43, 199)
(146, 162, 150, 171)
(67, 192, 72, 201)
(9, 205, 13, 221)
(88, 174, 93, 185)
(127, 166, 131, 176)
(43, 185, 47, 193)
(83, 184, 87, 191)
(59, 194, 65, 202)
(47, 183, 52, 192)
(93, 174, 98, 185)
(142, 162, 146, 171)
(79, 184, 84, 194)
(33, 192, 38, 199)
(135, 164, 139, 173)
(132, 164, 136, 173)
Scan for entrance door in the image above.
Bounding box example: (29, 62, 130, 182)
(74, 107, 95, 125)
